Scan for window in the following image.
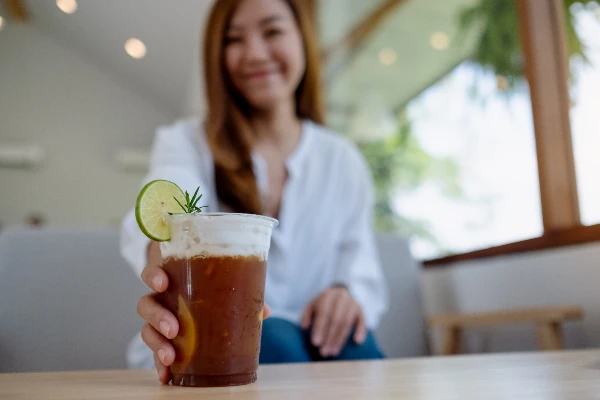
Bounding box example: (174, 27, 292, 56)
(570, 3, 600, 226)
(319, 0, 542, 259)
(397, 63, 542, 259)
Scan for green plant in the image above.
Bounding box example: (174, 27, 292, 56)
(358, 113, 463, 250)
(458, 0, 598, 91)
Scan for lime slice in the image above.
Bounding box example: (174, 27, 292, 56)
(172, 295, 198, 369)
(135, 180, 185, 241)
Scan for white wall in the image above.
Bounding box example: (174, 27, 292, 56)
(0, 24, 174, 226)
(421, 243, 600, 354)
(182, 30, 205, 119)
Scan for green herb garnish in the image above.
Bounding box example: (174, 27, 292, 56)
(171, 187, 207, 214)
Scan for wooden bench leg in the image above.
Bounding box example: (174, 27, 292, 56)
(441, 326, 462, 355)
(536, 322, 564, 351)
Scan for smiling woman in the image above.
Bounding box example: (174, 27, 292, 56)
(121, 0, 387, 386)
(224, 10, 305, 110)
(203, 0, 323, 216)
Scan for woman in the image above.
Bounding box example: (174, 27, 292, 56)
(121, 0, 387, 384)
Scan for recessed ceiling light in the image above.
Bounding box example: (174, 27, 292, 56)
(430, 31, 450, 50)
(125, 38, 147, 59)
(56, 0, 78, 14)
(379, 48, 397, 66)
(0, 15, 5, 31)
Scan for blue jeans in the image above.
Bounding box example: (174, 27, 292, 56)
(259, 317, 384, 364)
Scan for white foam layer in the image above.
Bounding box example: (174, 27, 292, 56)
(160, 213, 278, 261)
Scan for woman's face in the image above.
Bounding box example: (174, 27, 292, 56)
(224, 0, 306, 111)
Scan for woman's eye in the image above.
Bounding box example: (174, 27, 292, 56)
(225, 36, 242, 45)
(265, 29, 282, 38)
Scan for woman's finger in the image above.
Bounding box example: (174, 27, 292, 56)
(310, 293, 334, 347)
(137, 293, 179, 339)
(264, 303, 272, 320)
(321, 296, 355, 357)
(154, 352, 171, 385)
(141, 323, 175, 366)
(353, 311, 368, 345)
(300, 301, 315, 330)
(141, 265, 169, 293)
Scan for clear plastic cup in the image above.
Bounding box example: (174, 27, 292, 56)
(160, 213, 278, 387)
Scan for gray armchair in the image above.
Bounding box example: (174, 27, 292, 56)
(374, 233, 428, 358)
(0, 228, 427, 373)
(0, 227, 147, 372)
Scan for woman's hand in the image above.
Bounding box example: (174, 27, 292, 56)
(137, 249, 271, 384)
(137, 263, 178, 384)
(301, 287, 367, 358)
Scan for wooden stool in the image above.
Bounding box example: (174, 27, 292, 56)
(428, 306, 584, 355)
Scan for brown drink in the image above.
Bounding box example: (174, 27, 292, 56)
(160, 213, 277, 387)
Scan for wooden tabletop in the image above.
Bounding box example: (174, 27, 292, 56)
(2, 350, 600, 399)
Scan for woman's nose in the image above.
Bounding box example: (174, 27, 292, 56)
(243, 33, 270, 63)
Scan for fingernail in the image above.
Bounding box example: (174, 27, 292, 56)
(152, 276, 163, 290)
(312, 336, 322, 346)
(158, 349, 167, 364)
(159, 320, 171, 338)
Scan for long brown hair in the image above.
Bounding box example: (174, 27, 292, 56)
(203, 0, 325, 214)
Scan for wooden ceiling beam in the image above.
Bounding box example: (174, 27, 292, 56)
(322, 0, 408, 81)
(1, 0, 30, 22)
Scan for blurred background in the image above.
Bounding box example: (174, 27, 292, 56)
(0, 0, 599, 370)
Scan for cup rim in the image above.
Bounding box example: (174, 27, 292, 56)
(169, 212, 279, 228)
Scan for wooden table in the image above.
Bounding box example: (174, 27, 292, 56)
(2, 350, 600, 399)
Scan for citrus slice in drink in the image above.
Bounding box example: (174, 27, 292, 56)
(135, 180, 185, 241)
(172, 295, 198, 367)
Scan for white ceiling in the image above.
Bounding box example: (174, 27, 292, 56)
(17, 0, 215, 117)
(5, 0, 478, 121)
(321, 0, 480, 129)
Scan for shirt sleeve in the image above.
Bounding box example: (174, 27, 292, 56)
(334, 145, 388, 329)
(120, 121, 210, 278)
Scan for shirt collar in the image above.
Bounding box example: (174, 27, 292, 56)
(285, 119, 313, 180)
(251, 119, 314, 182)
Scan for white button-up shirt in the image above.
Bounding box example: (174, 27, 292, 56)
(120, 118, 388, 366)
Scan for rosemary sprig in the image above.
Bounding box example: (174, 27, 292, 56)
(170, 186, 207, 214)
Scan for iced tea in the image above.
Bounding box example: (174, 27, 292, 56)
(160, 213, 277, 387)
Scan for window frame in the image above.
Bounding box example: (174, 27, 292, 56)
(424, 0, 599, 267)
